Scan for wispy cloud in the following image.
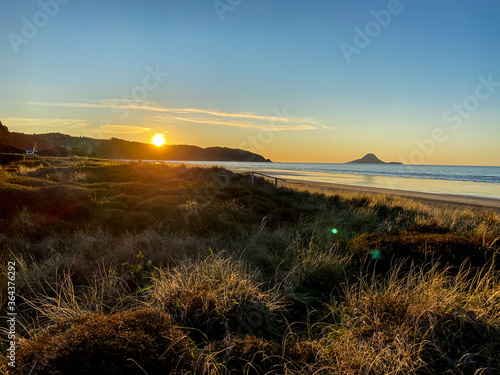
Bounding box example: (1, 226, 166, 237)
(99, 125, 153, 134)
(27, 100, 331, 131)
(4, 117, 90, 129)
(168, 116, 317, 131)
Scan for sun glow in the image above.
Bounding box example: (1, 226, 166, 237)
(152, 134, 166, 147)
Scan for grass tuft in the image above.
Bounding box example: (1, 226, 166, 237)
(148, 254, 285, 341)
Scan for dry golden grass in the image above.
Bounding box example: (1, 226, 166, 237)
(317, 263, 500, 374)
(1, 157, 500, 374)
(293, 184, 500, 240)
(148, 253, 286, 341)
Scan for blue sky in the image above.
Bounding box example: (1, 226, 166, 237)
(1, 0, 499, 165)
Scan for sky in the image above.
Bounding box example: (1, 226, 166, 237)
(1, 0, 499, 165)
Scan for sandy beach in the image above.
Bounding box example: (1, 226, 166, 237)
(280, 177, 500, 210)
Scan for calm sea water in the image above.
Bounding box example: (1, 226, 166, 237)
(159, 161, 500, 200)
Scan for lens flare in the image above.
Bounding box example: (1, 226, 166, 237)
(331, 228, 338, 234)
(371, 249, 383, 260)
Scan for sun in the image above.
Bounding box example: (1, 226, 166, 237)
(151, 134, 166, 147)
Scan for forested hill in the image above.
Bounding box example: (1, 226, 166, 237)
(0, 121, 271, 162)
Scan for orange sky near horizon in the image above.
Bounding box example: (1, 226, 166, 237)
(3, 113, 499, 166)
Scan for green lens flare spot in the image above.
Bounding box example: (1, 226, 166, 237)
(331, 229, 338, 234)
(370, 249, 383, 260)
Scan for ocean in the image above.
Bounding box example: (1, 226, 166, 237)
(164, 161, 500, 200)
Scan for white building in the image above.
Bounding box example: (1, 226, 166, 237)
(26, 147, 37, 156)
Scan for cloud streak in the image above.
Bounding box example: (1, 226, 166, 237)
(99, 125, 153, 134)
(168, 116, 317, 131)
(27, 100, 331, 131)
(4, 117, 90, 129)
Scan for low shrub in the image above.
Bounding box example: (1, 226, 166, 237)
(0, 153, 25, 165)
(15, 308, 196, 375)
(349, 225, 497, 270)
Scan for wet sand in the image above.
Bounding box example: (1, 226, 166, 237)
(279, 177, 500, 210)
